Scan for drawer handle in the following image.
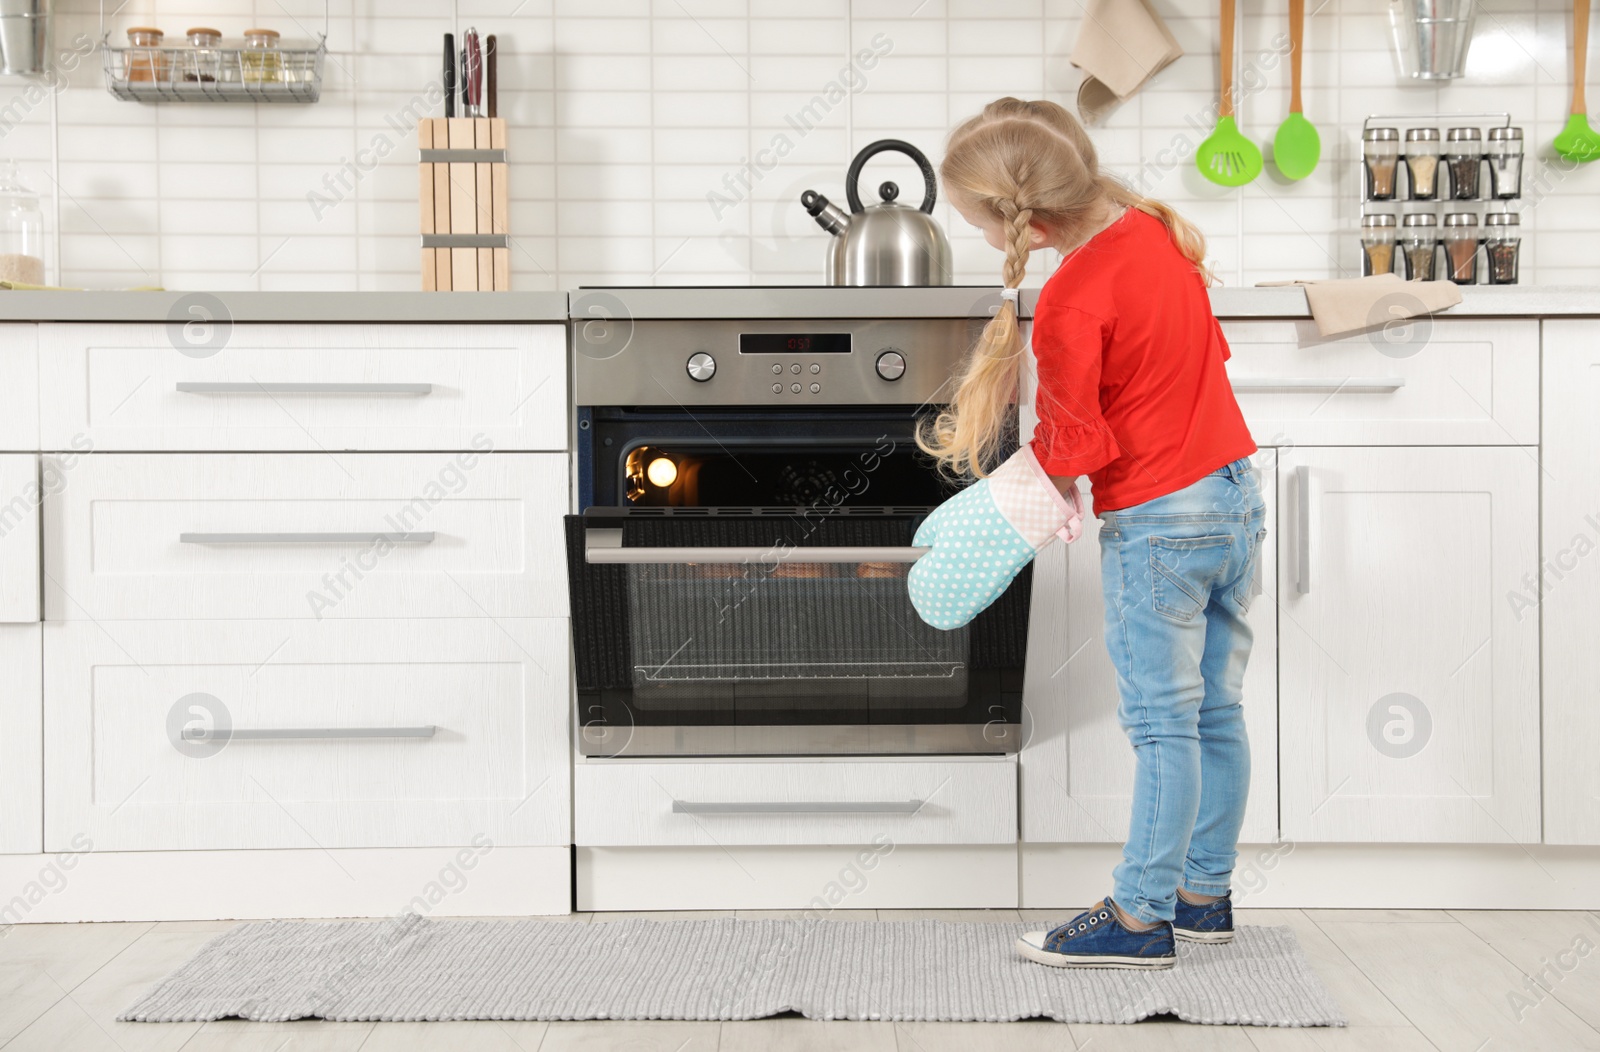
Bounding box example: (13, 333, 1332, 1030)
(175, 382, 433, 395)
(1230, 377, 1405, 392)
(586, 533, 926, 565)
(671, 800, 924, 815)
(1296, 465, 1312, 595)
(181, 725, 437, 740)
(179, 532, 436, 545)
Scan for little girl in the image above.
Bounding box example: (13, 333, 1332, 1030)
(913, 98, 1264, 969)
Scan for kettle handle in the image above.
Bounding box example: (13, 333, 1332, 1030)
(846, 139, 937, 215)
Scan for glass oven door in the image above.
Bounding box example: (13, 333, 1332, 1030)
(565, 506, 1029, 757)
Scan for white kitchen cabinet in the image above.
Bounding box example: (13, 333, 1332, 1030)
(1221, 318, 1538, 447)
(0, 454, 39, 622)
(0, 324, 38, 451)
(44, 617, 571, 852)
(576, 759, 1015, 847)
(0, 624, 42, 854)
(37, 323, 567, 452)
(1277, 447, 1539, 843)
(1541, 324, 1600, 844)
(1019, 449, 1279, 845)
(44, 452, 569, 621)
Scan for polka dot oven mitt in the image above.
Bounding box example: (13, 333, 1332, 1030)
(907, 445, 1085, 630)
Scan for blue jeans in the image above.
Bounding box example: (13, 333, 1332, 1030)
(1097, 457, 1267, 925)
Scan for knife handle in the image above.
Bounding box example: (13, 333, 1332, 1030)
(486, 34, 498, 118)
(443, 33, 455, 118)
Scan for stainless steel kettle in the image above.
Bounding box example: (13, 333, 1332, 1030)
(801, 139, 953, 287)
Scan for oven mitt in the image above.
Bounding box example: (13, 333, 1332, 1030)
(907, 445, 1084, 630)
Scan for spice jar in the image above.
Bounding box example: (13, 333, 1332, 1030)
(1363, 127, 1401, 200)
(182, 27, 221, 84)
(1442, 213, 1481, 284)
(1401, 213, 1439, 281)
(124, 27, 167, 84)
(1485, 212, 1521, 284)
(241, 28, 282, 84)
(1403, 128, 1441, 199)
(1361, 214, 1398, 276)
(0, 163, 45, 286)
(1487, 127, 1524, 199)
(1445, 127, 1484, 199)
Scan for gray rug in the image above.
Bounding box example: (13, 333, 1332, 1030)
(121, 917, 1346, 1027)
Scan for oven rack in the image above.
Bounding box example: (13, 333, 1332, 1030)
(634, 660, 963, 682)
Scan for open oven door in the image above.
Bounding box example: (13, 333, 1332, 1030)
(564, 506, 1031, 758)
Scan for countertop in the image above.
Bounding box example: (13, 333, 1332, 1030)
(0, 285, 1593, 323)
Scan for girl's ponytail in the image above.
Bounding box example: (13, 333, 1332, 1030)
(1100, 177, 1214, 287)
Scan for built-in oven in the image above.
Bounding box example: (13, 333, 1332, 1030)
(565, 287, 1029, 758)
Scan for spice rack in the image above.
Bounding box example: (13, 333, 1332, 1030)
(99, 1, 327, 103)
(1359, 112, 1523, 286)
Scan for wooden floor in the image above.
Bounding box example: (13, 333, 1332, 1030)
(2, 908, 1598, 1051)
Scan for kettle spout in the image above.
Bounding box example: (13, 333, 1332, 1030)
(800, 190, 850, 237)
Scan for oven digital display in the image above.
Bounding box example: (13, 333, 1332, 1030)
(739, 333, 852, 354)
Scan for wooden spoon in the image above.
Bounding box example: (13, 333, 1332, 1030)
(1272, 0, 1321, 180)
(1197, 0, 1263, 187)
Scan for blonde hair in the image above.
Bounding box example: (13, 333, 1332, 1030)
(917, 97, 1213, 479)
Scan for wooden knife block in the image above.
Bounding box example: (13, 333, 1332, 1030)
(419, 117, 509, 291)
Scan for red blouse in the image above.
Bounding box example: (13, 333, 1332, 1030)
(1027, 208, 1257, 513)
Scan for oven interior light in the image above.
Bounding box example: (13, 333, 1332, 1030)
(646, 457, 678, 488)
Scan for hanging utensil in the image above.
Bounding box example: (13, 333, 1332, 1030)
(1197, 0, 1263, 186)
(1554, 0, 1600, 161)
(1272, 0, 1320, 180)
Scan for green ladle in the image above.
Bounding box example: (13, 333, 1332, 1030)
(1198, 0, 1263, 187)
(1272, 0, 1320, 180)
(1554, 0, 1600, 162)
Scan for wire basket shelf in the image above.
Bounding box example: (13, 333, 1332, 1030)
(102, 44, 326, 103)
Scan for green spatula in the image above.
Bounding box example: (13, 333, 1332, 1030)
(1554, 0, 1600, 161)
(1198, 0, 1263, 187)
(1272, 0, 1321, 180)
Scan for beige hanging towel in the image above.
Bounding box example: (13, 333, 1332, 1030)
(1070, 0, 1184, 126)
(1257, 274, 1463, 338)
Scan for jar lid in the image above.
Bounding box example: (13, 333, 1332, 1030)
(243, 28, 280, 38)
(1362, 213, 1398, 227)
(1485, 211, 1521, 225)
(1487, 126, 1523, 140)
(186, 27, 222, 37)
(1444, 212, 1480, 226)
(1364, 127, 1400, 141)
(1446, 126, 1483, 141)
(1404, 128, 1440, 141)
(1403, 213, 1438, 226)
(126, 26, 163, 36)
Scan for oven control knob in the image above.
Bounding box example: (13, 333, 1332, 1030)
(875, 349, 906, 381)
(685, 352, 716, 382)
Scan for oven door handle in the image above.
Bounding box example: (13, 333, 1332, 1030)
(671, 800, 925, 815)
(585, 530, 927, 564)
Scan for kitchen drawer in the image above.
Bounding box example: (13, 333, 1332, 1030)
(44, 617, 571, 851)
(1220, 318, 1538, 446)
(0, 324, 38, 450)
(574, 759, 1016, 847)
(38, 323, 566, 451)
(0, 454, 39, 622)
(43, 452, 569, 620)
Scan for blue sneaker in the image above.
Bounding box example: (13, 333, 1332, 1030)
(1173, 890, 1234, 943)
(1015, 898, 1176, 969)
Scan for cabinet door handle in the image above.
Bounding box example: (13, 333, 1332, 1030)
(175, 382, 433, 395)
(1231, 377, 1405, 392)
(671, 800, 924, 815)
(179, 532, 436, 545)
(1296, 465, 1312, 594)
(180, 726, 437, 740)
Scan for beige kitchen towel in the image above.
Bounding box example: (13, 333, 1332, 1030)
(1257, 274, 1462, 338)
(1070, 0, 1183, 125)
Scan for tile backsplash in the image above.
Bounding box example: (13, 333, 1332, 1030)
(6, 0, 1597, 291)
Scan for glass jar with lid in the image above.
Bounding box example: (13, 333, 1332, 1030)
(1403, 128, 1441, 199)
(1363, 127, 1401, 200)
(241, 28, 282, 84)
(0, 163, 46, 286)
(1485, 212, 1521, 284)
(124, 26, 167, 84)
(1401, 213, 1438, 280)
(1361, 214, 1397, 276)
(1486, 127, 1524, 199)
(1442, 212, 1481, 284)
(1445, 127, 1484, 199)
(182, 27, 222, 83)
